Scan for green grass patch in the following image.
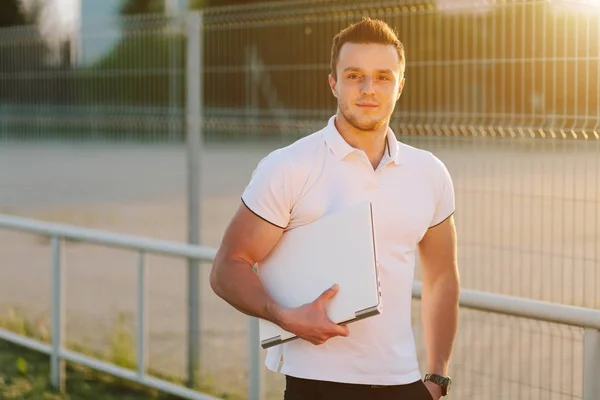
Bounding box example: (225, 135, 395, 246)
(0, 309, 243, 400)
(0, 339, 184, 399)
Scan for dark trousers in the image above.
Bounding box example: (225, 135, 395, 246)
(283, 375, 434, 400)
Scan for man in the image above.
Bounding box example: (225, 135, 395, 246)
(210, 17, 460, 400)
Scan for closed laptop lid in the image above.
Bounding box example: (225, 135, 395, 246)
(257, 201, 381, 349)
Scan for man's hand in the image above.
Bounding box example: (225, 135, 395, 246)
(276, 284, 349, 345)
(424, 381, 442, 400)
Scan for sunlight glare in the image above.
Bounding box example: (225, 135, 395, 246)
(435, 0, 494, 14)
(52, 0, 78, 34)
(551, 0, 600, 14)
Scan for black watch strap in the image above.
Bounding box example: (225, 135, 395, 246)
(424, 373, 451, 396)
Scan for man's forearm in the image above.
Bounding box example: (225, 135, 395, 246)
(210, 260, 283, 325)
(421, 270, 460, 376)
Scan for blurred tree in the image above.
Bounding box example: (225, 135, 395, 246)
(191, 0, 282, 8)
(120, 0, 165, 15)
(0, 0, 27, 27)
(119, 0, 285, 14)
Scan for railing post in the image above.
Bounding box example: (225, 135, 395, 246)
(50, 236, 65, 392)
(186, 9, 203, 389)
(248, 317, 264, 400)
(137, 251, 149, 378)
(583, 328, 600, 400)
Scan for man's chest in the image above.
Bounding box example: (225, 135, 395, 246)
(288, 163, 436, 247)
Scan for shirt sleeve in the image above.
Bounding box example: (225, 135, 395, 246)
(241, 149, 295, 229)
(429, 155, 455, 228)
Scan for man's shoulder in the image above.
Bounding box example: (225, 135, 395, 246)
(259, 128, 327, 167)
(397, 140, 447, 170)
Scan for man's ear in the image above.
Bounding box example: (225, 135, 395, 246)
(328, 74, 338, 98)
(397, 77, 406, 101)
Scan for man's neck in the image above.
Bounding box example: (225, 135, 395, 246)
(334, 114, 389, 170)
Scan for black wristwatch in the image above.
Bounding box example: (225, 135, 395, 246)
(424, 373, 451, 396)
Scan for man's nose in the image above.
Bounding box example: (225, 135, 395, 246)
(361, 77, 375, 95)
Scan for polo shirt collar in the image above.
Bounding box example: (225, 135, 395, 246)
(322, 115, 404, 165)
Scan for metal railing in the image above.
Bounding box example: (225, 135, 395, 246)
(1, 213, 599, 400)
(0, 213, 219, 400)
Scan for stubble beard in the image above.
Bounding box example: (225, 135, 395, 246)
(339, 103, 389, 132)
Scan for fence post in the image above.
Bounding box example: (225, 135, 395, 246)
(50, 236, 65, 393)
(136, 251, 149, 378)
(248, 317, 264, 400)
(186, 9, 203, 389)
(583, 328, 600, 400)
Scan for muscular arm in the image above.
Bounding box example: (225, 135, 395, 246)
(210, 202, 348, 344)
(209, 203, 285, 324)
(418, 215, 460, 377)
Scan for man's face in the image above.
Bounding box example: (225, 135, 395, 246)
(329, 42, 405, 132)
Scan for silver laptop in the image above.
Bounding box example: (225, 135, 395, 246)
(256, 201, 382, 349)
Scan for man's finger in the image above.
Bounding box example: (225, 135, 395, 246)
(317, 284, 339, 304)
(335, 324, 349, 337)
(322, 316, 349, 337)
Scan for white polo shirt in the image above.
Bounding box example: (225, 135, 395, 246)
(241, 115, 455, 386)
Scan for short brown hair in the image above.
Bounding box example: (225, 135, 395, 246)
(330, 17, 405, 80)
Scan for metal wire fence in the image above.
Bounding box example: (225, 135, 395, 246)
(0, 15, 186, 142)
(0, 0, 598, 399)
(410, 302, 586, 400)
